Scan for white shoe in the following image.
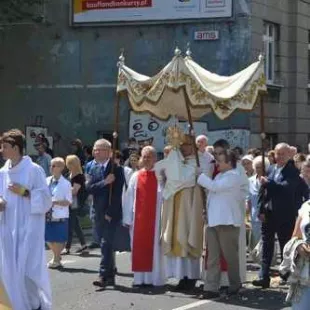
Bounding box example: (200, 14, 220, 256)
(47, 260, 63, 269)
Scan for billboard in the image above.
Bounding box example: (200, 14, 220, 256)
(72, 0, 233, 25)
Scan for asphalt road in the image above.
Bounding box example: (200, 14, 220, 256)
(48, 243, 292, 310)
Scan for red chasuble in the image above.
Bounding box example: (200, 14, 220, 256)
(204, 164, 228, 271)
(132, 170, 158, 272)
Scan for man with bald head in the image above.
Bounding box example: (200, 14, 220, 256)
(253, 143, 300, 288)
(123, 146, 165, 287)
(196, 135, 214, 177)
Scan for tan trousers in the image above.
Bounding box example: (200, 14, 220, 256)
(205, 225, 241, 292)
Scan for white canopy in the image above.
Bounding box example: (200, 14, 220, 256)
(117, 50, 267, 120)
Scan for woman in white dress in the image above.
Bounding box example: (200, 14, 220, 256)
(285, 201, 310, 309)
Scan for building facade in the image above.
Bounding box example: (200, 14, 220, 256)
(250, 0, 310, 150)
(0, 0, 309, 153)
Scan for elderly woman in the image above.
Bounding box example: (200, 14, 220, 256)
(247, 156, 270, 249)
(241, 155, 254, 177)
(45, 157, 72, 268)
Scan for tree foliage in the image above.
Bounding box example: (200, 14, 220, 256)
(0, 0, 44, 24)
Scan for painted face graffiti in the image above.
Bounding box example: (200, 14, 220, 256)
(131, 118, 160, 146)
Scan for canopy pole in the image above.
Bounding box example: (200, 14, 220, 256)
(183, 87, 200, 167)
(109, 91, 121, 205)
(260, 94, 266, 176)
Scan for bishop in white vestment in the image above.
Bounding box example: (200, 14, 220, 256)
(157, 133, 206, 291)
(0, 150, 52, 310)
(123, 146, 165, 286)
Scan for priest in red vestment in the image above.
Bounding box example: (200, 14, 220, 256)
(123, 146, 165, 287)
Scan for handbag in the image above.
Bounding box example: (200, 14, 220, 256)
(251, 238, 278, 267)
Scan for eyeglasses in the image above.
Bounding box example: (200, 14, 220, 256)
(51, 165, 60, 168)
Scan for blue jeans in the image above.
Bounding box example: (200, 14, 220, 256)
(292, 286, 310, 310)
(95, 218, 117, 279)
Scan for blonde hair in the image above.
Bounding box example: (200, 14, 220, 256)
(51, 157, 65, 169)
(66, 155, 83, 174)
(252, 156, 270, 171)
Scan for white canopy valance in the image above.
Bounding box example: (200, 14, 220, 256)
(117, 50, 267, 120)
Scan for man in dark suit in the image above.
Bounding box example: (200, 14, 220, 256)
(252, 143, 300, 288)
(86, 139, 124, 288)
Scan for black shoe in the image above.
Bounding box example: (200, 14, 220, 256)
(200, 291, 220, 299)
(185, 279, 197, 290)
(93, 277, 107, 288)
(252, 278, 270, 289)
(33, 307, 41, 310)
(88, 242, 100, 249)
(93, 277, 115, 288)
(175, 279, 187, 291)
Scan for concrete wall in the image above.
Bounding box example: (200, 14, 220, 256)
(0, 0, 252, 150)
(250, 0, 310, 149)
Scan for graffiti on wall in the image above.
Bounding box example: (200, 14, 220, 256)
(129, 111, 250, 151)
(129, 111, 208, 151)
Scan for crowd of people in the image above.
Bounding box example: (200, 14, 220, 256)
(1, 128, 310, 309)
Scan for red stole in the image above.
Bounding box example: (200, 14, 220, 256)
(204, 164, 228, 271)
(132, 170, 158, 272)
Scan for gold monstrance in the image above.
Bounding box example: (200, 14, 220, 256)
(166, 126, 185, 149)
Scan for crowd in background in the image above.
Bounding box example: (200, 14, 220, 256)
(2, 129, 310, 309)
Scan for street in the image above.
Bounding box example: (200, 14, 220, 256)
(48, 242, 291, 310)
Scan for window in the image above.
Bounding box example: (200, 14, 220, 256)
(267, 87, 280, 104)
(263, 22, 280, 84)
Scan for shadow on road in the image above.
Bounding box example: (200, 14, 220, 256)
(212, 288, 289, 310)
(58, 267, 98, 274)
(97, 284, 168, 295)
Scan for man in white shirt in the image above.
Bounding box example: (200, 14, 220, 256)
(198, 149, 243, 299)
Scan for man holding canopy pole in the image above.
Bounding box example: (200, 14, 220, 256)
(115, 46, 266, 291)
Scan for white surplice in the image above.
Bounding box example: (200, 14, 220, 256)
(0, 156, 53, 310)
(123, 170, 165, 286)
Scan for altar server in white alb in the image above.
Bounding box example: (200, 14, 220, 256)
(0, 129, 52, 310)
(123, 146, 165, 287)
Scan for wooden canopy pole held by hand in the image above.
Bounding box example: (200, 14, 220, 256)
(260, 94, 266, 176)
(109, 50, 124, 205)
(183, 86, 200, 167)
